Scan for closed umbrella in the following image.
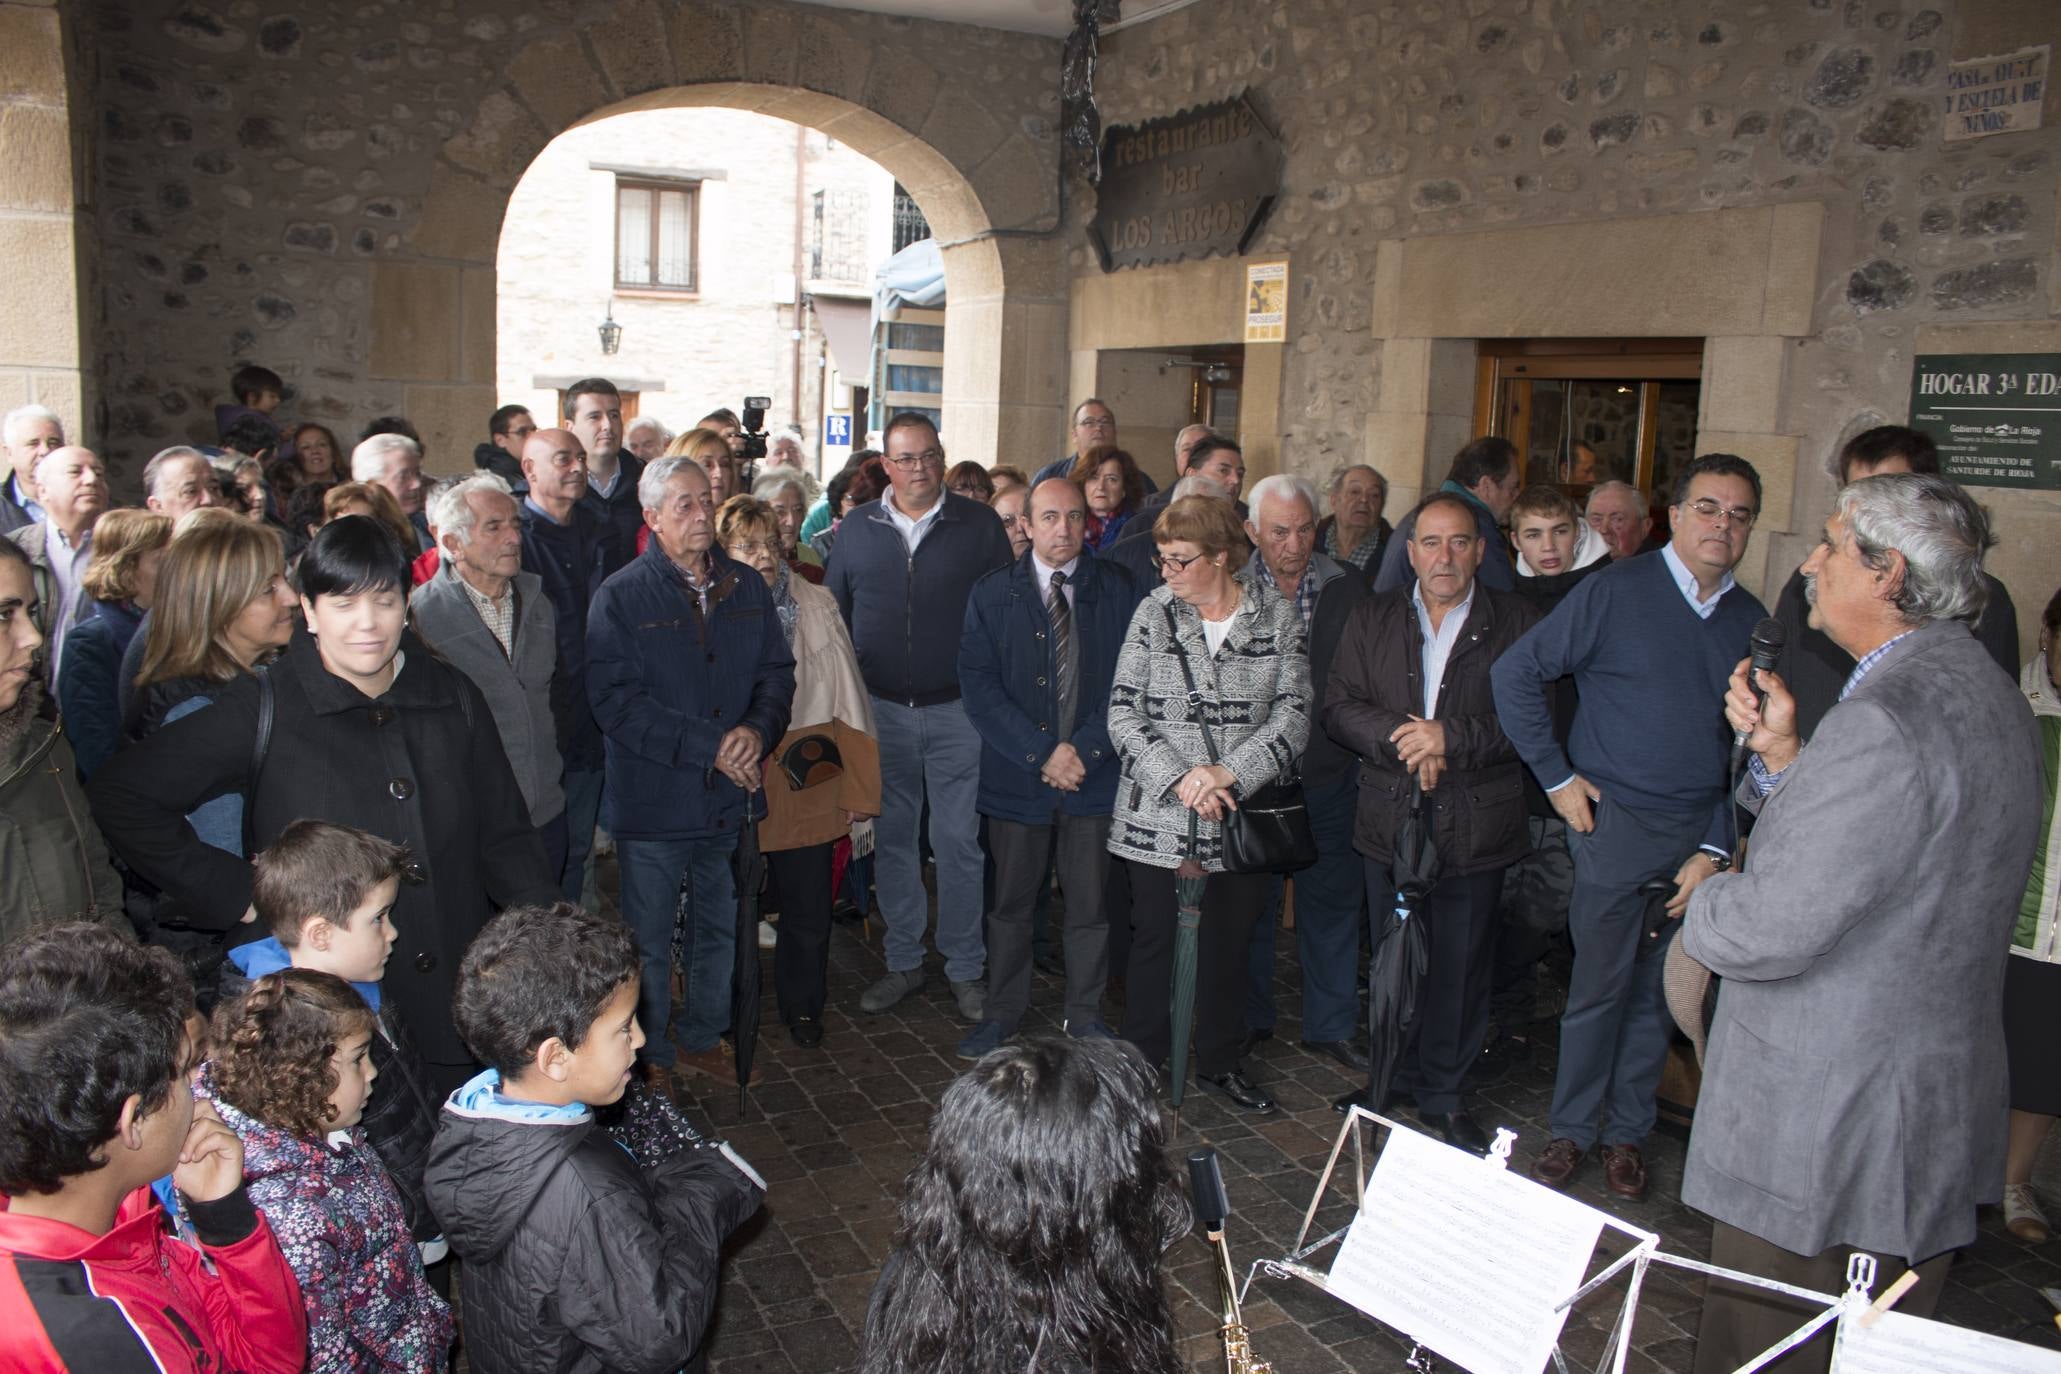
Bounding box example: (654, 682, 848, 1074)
(1335, 780, 1440, 1116)
(731, 813, 767, 1118)
(1167, 811, 1207, 1123)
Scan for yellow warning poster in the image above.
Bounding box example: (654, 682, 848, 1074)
(1244, 260, 1287, 343)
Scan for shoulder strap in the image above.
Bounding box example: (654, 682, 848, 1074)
(243, 666, 274, 857)
(1161, 603, 1221, 765)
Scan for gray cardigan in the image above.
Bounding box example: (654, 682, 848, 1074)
(1681, 620, 2042, 1262)
(410, 567, 565, 826)
(1106, 577, 1310, 872)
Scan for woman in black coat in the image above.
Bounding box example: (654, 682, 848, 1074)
(89, 516, 558, 1092)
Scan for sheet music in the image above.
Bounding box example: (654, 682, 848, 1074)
(1325, 1126, 1608, 1374)
(1834, 1305, 2061, 1374)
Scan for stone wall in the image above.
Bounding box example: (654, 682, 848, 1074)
(1081, 0, 2061, 630)
(81, 0, 1066, 486)
(495, 109, 894, 442)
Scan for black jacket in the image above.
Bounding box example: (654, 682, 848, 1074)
(88, 628, 558, 1065)
(1772, 563, 2019, 742)
(577, 452, 648, 561)
(424, 1087, 762, 1374)
(1245, 553, 1369, 787)
(1323, 584, 1540, 873)
(473, 440, 528, 493)
(825, 492, 1013, 705)
(1510, 558, 1607, 816)
(520, 502, 619, 771)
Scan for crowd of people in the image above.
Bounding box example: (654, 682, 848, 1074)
(0, 371, 2054, 1374)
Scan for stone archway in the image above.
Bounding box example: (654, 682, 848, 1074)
(382, 1, 1070, 472)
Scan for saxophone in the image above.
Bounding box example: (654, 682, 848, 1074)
(1189, 1148, 1275, 1374)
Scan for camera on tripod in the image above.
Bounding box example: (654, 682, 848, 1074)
(739, 396, 771, 463)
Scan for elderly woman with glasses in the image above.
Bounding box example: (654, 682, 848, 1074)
(1105, 495, 1309, 1115)
(716, 495, 878, 1048)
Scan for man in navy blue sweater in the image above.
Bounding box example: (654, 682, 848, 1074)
(827, 413, 1013, 1021)
(1492, 453, 1766, 1201)
(520, 427, 620, 903)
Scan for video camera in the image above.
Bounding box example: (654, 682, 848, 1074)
(740, 396, 771, 463)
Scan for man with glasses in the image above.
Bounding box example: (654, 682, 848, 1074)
(826, 413, 1014, 1020)
(1493, 453, 1766, 1201)
(1030, 399, 1159, 494)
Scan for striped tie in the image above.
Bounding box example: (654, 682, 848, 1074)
(1049, 569, 1078, 740)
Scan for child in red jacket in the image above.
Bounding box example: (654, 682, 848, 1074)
(0, 924, 307, 1373)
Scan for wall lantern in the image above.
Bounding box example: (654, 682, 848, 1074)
(598, 311, 623, 356)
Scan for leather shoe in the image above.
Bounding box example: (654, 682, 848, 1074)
(1423, 1110, 1490, 1156)
(1301, 1038, 1371, 1074)
(1531, 1137, 1587, 1190)
(1600, 1143, 1648, 1201)
(1199, 1071, 1278, 1115)
(1331, 1086, 1408, 1116)
(1237, 1026, 1275, 1059)
(788, 1017, 823, 1049)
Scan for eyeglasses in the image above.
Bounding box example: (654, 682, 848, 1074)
(1153, 550, 1208, 575)
(725, 540, 774, 556)
(1075, 415, 1115, 430)
(1685, 498, 1757, 528)
(885, 450, 944, 469)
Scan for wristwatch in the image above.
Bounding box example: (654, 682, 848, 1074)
(1701, 851, 1733, 872)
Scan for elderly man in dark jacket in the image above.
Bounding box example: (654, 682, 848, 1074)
(1325, 492, 1540, 1153)
(588, 456, 794, 1089)
(1235, 474, 1369, 1070)
(956, 478, 1138, 1059)
(1683, 473, 2042, 1372)
(520, 427, 621, 902)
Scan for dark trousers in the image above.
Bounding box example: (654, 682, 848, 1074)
(1491, 814, 1573, 1026)
(1122, 861, 1269, 1078)
(1246, 775, 1363, 1039)
(1366, 862, 1505, 1114)
(1549, 798, 1706, 1148)
(539, 809, 569, 889)
(768, 841, 833, 1025)
(1694, 1221, 1951, 1374)
(985, 814, 1111, 1029)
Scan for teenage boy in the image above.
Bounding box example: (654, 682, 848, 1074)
(426, 905, 764, 1374)
(216, 364, 284, 450)
(225, 819, 445, 1255)
(0, 923, 307, 1373)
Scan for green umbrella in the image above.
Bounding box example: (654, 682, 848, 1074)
(1168, 811, 1207, 1122)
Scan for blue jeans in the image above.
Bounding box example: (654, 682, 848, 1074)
(1549, 798, 1705, 1148)
(617, 835, 738, 1061)
(871, 697, 986, 983)
(559, 767, 605, 905)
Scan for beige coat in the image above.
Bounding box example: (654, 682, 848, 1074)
(759, 577, 880, 853)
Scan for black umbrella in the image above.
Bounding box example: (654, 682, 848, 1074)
(1335, 779, 1440, 1116)
(731, 813, 767, 1118)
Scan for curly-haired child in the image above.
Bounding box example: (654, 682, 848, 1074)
(203, 969, 453, 1373)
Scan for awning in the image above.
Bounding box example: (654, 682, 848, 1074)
(810, 297, 873, 381)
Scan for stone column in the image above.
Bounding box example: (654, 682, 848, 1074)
(0, 1, 90, 445)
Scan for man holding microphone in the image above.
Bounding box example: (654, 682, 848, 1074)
(1681, 472, 2041, 1372)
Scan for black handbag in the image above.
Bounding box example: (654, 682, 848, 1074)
(1163, 604, 1317, 874)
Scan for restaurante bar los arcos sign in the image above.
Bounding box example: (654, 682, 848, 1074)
(1089, 93, 1285, 272)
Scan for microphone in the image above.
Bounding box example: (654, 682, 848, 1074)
(1730, 617, 1786, 768)
(1187, 1148, 1229, 1232)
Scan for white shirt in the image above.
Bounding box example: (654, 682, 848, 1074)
(882, 488, 944, 554)
(44, 524, 92, 687)
(1032, 554, 1078, 609)
(1411, 580, 1475, 718)
(1660, 542, 1735, 619)
(1202, 605, 1240, 656)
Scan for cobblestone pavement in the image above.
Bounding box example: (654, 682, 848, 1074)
(636, 891, 2061, 1374)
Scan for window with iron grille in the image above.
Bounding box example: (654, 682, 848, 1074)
(810, 188, 870, 284)
(891, 182, 931, 254)
(615, 178, 698, 292)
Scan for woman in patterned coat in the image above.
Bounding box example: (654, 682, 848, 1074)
(1106, 495, 1309, 1116)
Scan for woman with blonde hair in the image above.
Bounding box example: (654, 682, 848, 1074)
(59, 508, 172, 777)
(668, 426, 740, 506)
(323, 480, 418, 562)
(716, 495, 879, 1048)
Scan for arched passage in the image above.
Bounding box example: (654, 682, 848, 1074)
(382, 2, 1070, 473)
